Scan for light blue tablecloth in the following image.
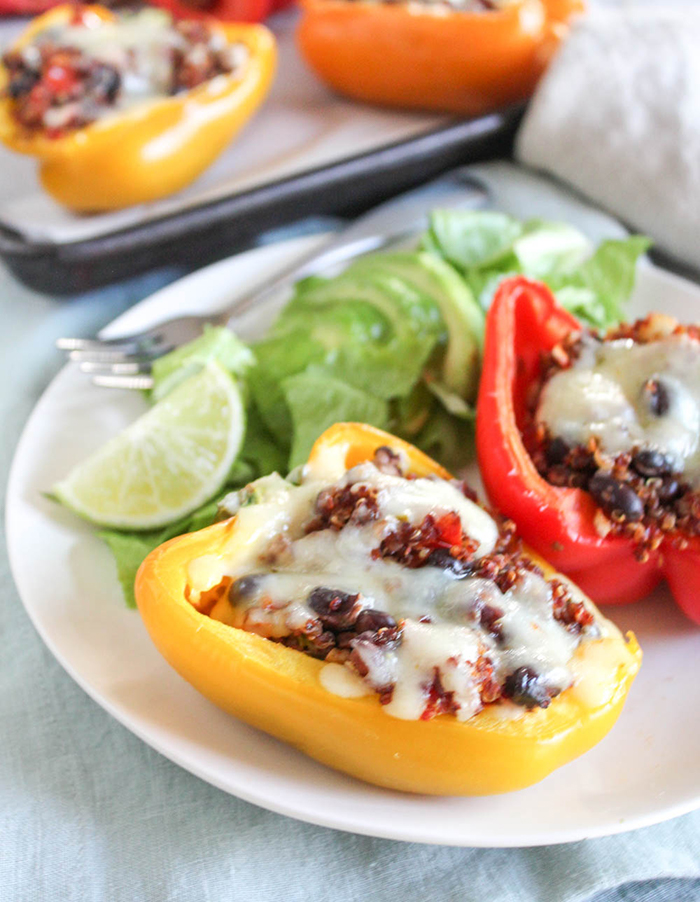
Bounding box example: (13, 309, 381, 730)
(1, 213, 699, 901)
(1, 0, 700, 886)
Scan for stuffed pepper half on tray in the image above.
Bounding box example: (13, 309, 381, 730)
(135, 422, 640, 795)
(477, 276, 700, 623)
(0, 5, 276, 211)
(296, 0, 584, 116)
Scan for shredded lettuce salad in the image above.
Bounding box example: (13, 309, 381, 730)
(96, 209, 651, 604)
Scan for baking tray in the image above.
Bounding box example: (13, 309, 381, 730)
(0, 108, 523, 295)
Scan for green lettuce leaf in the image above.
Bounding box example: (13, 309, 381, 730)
(512, 220, 591, 279)
(575, 236, 653, 324)
(424, 207, 651, 328)
(150, 325, 255, 401)
(553, 286, 608, 328)
(99, 495, 222, 608)
(235, 401, 288, 479)
(408, 404, 475, 473)
(425, 379, 476, 420)
(425, 210, 523, 269)
(282, 367, 389, 469)
(248, 332, 326, 443)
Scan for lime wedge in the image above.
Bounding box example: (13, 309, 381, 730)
(54, 362, 245, 530)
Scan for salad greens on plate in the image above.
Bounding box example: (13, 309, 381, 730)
(54, 208, 651, 605)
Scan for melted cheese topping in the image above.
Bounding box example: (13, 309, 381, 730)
(191, 455, 602, 721)
(33, 9, 246, 116)
(537, 335, 700, 486)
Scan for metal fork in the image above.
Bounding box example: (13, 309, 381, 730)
(58, 170, 488, 390)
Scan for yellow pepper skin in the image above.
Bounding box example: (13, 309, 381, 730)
(135, 423, 641, 796)
(0, 6, 276, 211)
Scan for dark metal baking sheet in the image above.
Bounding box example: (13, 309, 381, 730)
(0, 105, 523, 295)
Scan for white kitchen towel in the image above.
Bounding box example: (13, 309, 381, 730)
(516, 4, 700, 271)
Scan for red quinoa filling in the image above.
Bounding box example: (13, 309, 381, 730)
(530, 316, 700, 560)
(202, 447, 597, 718)
(2, 13, 243, 138)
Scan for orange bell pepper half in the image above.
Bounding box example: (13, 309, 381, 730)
(296, 0, 584, 116)
(135, 422, 640, 795)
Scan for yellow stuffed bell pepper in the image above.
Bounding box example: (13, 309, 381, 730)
(135, 422, 640, 796)
(0, 5, 276, 211)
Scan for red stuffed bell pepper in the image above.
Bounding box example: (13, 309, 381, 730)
(476, 276, 700, 622)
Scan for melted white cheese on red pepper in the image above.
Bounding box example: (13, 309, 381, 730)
(191, 452, 603, 722)
(537, 334, 700, 487)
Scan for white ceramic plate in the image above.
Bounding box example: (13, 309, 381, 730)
(7, 233, 700, 848)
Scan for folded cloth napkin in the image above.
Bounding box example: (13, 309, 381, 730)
(516, 3, 700, 271)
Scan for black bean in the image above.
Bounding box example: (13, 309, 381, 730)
(228, 574, 263, 602)
(545, 436, 570, 466)
(641, 378, 671, 416)
(355, 609, 397, 633)
(336, 631, 356, 649)
(308, 587, 362, 631)
(8, 70, 39, 98)
(426, 548, 474, 577)
(89, 65, 121, 102)
(631, 448, 674, 477)
(503, 666, 552, 709)
(588, 470, 645, 522)
(478, 604, 504, 642)
(658, 477, 681, 502)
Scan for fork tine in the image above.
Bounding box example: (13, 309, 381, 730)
(57, 336, 143, 353)
(91, 374, 155, 390)
(78, 360, 152, 375)
(68, 347, 168, 365)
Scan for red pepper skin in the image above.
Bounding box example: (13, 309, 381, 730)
(148, 0, 272, 22)
(0, 0, 285, 15)
(660, 540, 700, 623)
(0, 0, 56, 12)
(0, 0, 275, 21)
(475, 276, 700, 617)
